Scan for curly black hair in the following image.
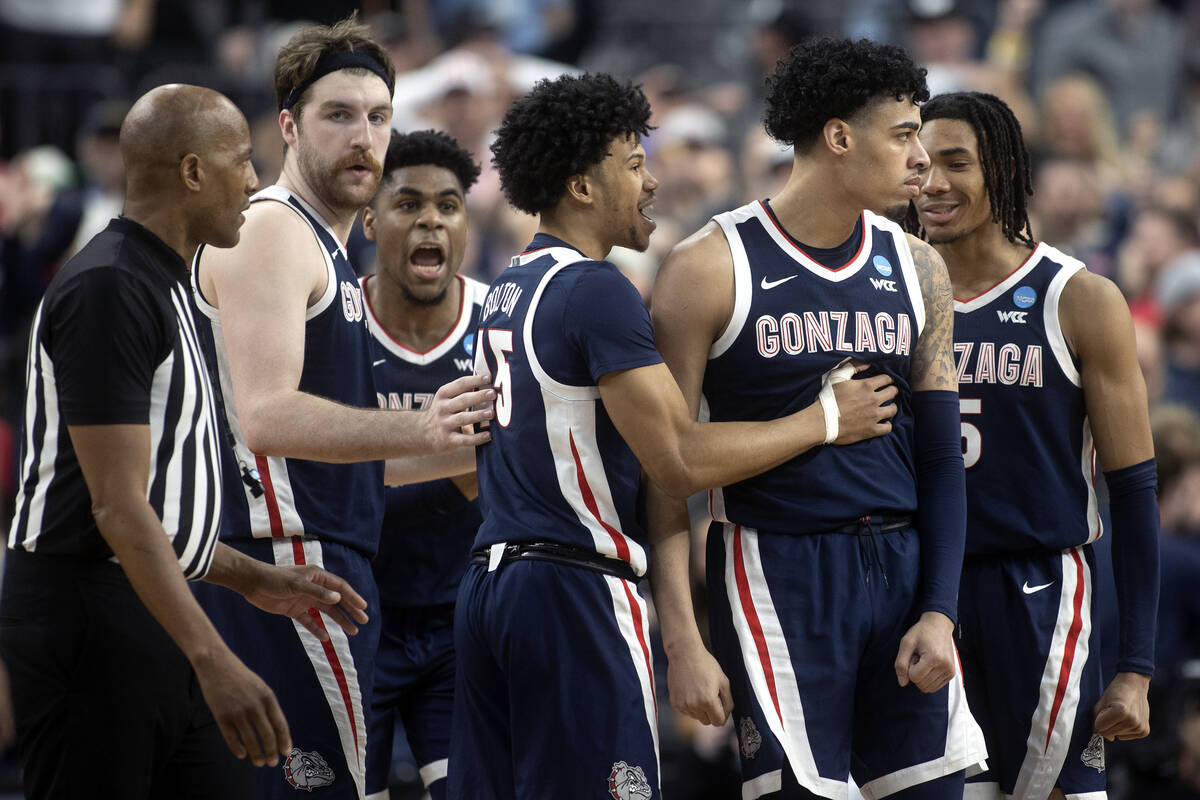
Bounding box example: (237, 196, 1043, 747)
(491, 73, 652, 214)
(376, 129, 481, 201)
(909, 92, 1034, 247)
(764, 37, 929, 151)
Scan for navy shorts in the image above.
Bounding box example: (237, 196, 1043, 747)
(447, 559, 658, 799)
(707, 523, 987, 799)
(958, 545, 1108, 800)
(194, 536, 380, 799)
(365, 603, 456, 800)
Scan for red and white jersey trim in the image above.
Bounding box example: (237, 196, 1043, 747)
(725, 524, 986, 800)
(361, 274, 488, 365)
(1012, 546, 1093, 799)
(524, 250, 648, 575)
(605, 574, 660, 782)
(724, 525, 845, 799)
(271, 537, 367, 798)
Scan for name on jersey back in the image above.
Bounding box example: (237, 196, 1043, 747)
(481, 282, 523, 322)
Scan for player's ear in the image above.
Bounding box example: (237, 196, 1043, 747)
(279, 109, 299, 149)
(564, 173, 593, 206)
(362, 205, 377, 241)
(823, 118, 850, 156)
(179, 153, 203, 192)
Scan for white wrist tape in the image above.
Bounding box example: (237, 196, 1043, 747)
(818, 357, 856, 444)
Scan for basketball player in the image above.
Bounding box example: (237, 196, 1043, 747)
(360, 130, 486, 800)
(910, 91, 1159, 800)
(190, 18, 493, 800)
(450, 72, 900, 800)
(648, 38, 988, 799)
(1, 84, 373, 799)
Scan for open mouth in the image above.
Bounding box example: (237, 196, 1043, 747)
(638, 202, 655, 224)
(409, 244, 446, 277)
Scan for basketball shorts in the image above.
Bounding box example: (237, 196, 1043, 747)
(707, 523, 988, 799)
(365, 603, 456, 800)
(447, 559, 659, 799)
(194, 536, 380, 799)
(958, 545, 1108, 800)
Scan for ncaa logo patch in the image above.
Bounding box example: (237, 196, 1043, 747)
(1081, 734, 1105, 772)
(607, 761, 653, 800)
(1013, 286, 1037, 308)
(873, 255, 893, 277)
(282, 747, 335, 791)
(462, 332, 475, 356)
(739, 716, 762, 759)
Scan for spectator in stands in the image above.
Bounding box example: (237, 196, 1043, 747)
(1159, 255, 1200, 416)
(1151, 404, 1200, 672)
(1032, 0, 1183, 136)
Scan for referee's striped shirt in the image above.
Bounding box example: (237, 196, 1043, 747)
(7, 217, 223, 579)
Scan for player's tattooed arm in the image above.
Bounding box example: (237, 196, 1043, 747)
(908, 236, 958, 392)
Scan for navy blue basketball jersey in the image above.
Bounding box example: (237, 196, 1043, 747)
(362, 273, 486, 607)
(954, 243, 1098, 556)
(703, 201, 924, 534)
(193, 186, 385, 555)
(472, 234, 663, 576)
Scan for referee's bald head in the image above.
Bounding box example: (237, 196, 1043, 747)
(119, 84, 259, 253)
(120, 84, 245, 187)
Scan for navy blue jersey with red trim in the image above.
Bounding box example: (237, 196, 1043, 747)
(703, 201, 924, 534)
(363, 273, 486, 607)
(954, 243, 1098, 556)
(471, 234, 663, 576)
(193, 186, 385, 556)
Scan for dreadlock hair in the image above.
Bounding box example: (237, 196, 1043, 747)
(372, 129, 481, 207)
(491, 73, 652, 214)
(913, 92, 1035, 247)
(764, 37, 929, 152)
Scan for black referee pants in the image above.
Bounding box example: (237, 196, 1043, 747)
(0, 548, 252, 799)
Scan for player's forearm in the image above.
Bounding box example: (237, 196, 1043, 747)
(665, 405, 826, 497)
(93, 497, 233, 667)
(913, 390, 966, 620)
(239, 389, 429, 462)
(1106, 458, 1160, 675)
(384, 447, 475, 485)
(204, 543, 271, 598)
(646, 487, 706, 655)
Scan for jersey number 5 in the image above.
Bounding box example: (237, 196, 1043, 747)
(960, 397, 981, 468)
(487, 328, 515, 427)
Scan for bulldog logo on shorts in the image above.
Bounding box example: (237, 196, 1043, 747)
(282, 747, 335, 791)
(739, 716, 762, 759)
(607, 760, 652, 800)
(1081, 735, 1106, 772)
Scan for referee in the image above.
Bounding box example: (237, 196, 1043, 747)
(0, 84, 369, 799)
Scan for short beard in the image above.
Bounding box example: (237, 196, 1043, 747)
(882, 204, 910, 224)
(296, 138, 382, 214)
(400, 283, 449, 307)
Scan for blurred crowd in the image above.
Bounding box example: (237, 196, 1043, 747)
(2, 0, 1200, 797)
